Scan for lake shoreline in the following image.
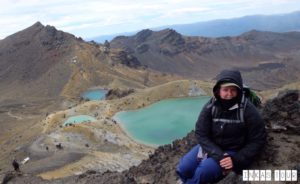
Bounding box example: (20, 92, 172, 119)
(113, 96, 210, 146)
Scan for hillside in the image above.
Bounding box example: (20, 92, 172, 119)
(0, 22, 180, 180)
(110, 29, 300, 90)
(2, 22, 300, 100)
(0, 79, 210, 182)
(0, 22, 178, 102)
(4, 90, 300, 184)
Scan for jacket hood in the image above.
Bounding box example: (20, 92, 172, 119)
(213, 70, 243, 98)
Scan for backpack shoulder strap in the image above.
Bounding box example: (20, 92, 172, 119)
(239, 91, 248, 123)
(209, 97, 218, 118)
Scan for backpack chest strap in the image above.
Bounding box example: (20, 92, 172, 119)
(212, 118, 242, 123)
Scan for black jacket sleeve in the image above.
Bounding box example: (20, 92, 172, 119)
(231, 102, 267, 172)
(195, 101, 224, 162)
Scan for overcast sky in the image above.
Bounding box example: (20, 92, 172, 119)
(1, 0, 300, 39)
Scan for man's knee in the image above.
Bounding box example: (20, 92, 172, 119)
(197, 158, 223, 183)
(177, 158, 194, 179)
(176, 145, 200, 179)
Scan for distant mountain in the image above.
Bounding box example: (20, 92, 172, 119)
(110, 28, 300, 90)
(159, 10, 300, 37)
(87, 32, 137, 44)
(89, 11, 300, 43)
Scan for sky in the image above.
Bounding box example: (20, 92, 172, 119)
(0, 0, 300, 39)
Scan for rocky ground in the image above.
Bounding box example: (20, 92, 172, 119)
(2, 90, 299, 184)
(0, 80, 210, 183)
(0, 98, 64, 177)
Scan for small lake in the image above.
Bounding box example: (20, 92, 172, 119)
(113, 96, 210, 146)
(81, 89, 107, 100)
(64, 115, 97, 126)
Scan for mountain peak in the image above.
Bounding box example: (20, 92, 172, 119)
(159, 28, 185, 45)
(159, 28, 180, 36)
(22, 21, 46, 34)
(239, 29, 284, 41)
(32, 21, 44, 28)
(134, 29, 153, 43)
(4, 22, 77, 43)
(136, 29, 153, 35)
(44, 25, 60, 37)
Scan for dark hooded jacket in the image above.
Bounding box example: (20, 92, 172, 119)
(195, 70, 266, 172)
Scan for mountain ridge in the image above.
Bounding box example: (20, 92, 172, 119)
(89, 10, 300, 43)
(110, 28, 300, 90)
(0, 22, 178, 102)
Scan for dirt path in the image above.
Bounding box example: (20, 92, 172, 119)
(7, 110, 23, 120)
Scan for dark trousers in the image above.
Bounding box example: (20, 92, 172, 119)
(176, 144, 236, 184)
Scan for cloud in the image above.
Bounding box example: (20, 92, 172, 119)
(0, 0, 300, 39)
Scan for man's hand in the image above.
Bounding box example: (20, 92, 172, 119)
(220, 153, 233, 170)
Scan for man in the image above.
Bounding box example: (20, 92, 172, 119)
(12, 159, 20, 172)
(177, 70, 266, 184)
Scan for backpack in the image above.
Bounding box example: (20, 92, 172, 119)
(243, 85, 261, 107)
(211, 85, 261, 123)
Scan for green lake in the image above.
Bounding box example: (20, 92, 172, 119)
(113, 96, 210, 146)
(81, 89, 107, 100)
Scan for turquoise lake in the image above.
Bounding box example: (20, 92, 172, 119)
(81, 89, 107, 100)
(113, 96, 210, 146)
(64, 115, 97, 126)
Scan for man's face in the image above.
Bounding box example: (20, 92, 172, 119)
(219, 86, 238, 100)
